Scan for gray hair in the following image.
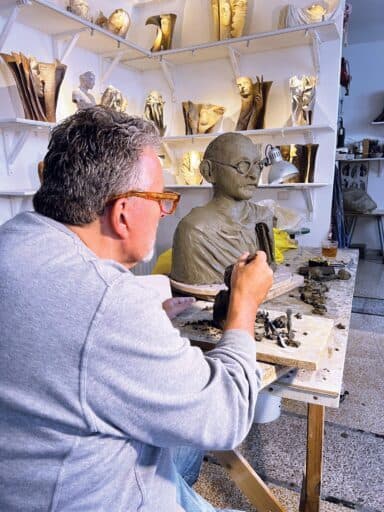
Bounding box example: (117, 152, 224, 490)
(33, 106, 160, 225)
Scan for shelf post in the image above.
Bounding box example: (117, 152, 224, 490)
(302, 188, 314, 220)
(308, 29, 321, 79)
(160, 60, 176, 102)
(227, 46, 241, 80)
(1, 128, 30, 175)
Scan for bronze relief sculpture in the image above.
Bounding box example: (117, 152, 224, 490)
(171, 132, 275, 285)
(0, 52, 66, 122)
(182, 101, 225, 135)
(100, 85, 127, 112)
(289, 75, 317, 126)
(235, 76, 273, 131)
(146, 14, 177, 51)
(211, 0, 248, 40)
(144, 90, 166, 136)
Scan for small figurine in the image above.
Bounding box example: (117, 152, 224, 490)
(100, 85, 128, 113)
(72, 71, 96, 110)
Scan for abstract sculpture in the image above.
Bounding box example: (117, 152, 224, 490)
(289, 75, 316, 126)
(144, 90, 166, 136)
(0, 52, 66, 122)
(146, 14, 177, 51)
(100, 85, 127, 112)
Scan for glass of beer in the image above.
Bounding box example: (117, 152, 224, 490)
(321, 240, 338, 258)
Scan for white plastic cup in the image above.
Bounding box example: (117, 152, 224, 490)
(253, 392, 282, 424)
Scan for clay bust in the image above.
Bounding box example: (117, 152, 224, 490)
(144, 90, 166, 136)
(146, 13, 177, 52)
(235, 76, 272, 131)
(176, 151, 204, 185)
(182, 101, 225, 135)
(72, 71, 96, 110)
(100, 85, 127, 112)
(171, 132, 275, 285)
(211, 0, 248, 40)
(67, 0, 90, 21)
(289, 75, 317, 126)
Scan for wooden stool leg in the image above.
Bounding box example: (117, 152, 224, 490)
(214, 450, 287, 512)
(299, 404, 325, 512)
(376, 216, 384, 260)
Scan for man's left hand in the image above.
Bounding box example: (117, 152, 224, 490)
(162, 297, 196, 320)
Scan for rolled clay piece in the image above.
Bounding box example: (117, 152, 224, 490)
(146, 14, 177, 52)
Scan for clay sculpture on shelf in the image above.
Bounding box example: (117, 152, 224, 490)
(235, 76, 273, 131)
(146, 14, 177, 51)
(182, 101, 225, 135)
(211, 0, 248, 40)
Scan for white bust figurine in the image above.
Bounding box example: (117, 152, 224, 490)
(72, 71, 96, 110)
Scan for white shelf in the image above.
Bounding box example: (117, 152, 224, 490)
(336, 157, 384, 162)
(0, 118, 55, 131)
(166, 184, 212, 189)
(162, 125, 333, 145)
(372, 121, 384, 125)
(115, 21, 339, 71)
(258, 183, 328, 189)
(0, 190, 36, 196)
(11, 0, 146, 61)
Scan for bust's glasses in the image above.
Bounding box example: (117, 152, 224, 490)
(209, 158, 261, 177)
(105, 190, 180, 215)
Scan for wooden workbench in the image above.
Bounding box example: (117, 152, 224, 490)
(174, 247, 358, 512)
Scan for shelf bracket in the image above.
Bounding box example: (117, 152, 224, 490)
(162, 141, 177, 169)
(101, 53, 123, 85)
(227, 46, 241, 80)
(308, 29, 321, 79)
(1, 128, 30, 175)
(377, 160, 383, 178)
(52, 28, 86, 63)
(302, 188, 314, 220)
(303, 129, 315, 144)
(0, 2, 25, 51)
(160, 59, 176, 102)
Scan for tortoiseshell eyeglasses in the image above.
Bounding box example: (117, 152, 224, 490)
(105, 190, 181, 215)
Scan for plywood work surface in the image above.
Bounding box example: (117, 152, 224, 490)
(173, 302, 334, 370)
(170, 265, 304, 302)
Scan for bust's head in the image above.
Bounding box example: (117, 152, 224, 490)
(201, 132, 262, 200)
(236, 76, 253, 98)
(79, 71, 95, 90)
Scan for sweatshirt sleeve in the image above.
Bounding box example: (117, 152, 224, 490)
(83, 276, 262, 451)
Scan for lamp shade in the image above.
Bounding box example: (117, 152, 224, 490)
(267, 147, 300, 184)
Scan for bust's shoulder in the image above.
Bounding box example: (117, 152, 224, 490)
(178, 205, 216, 229)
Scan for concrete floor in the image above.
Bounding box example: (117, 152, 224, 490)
(195, 255, 384, 512)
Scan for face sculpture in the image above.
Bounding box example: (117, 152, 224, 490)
(107, 9, 131, 38)
(236, 76, 253, 98)
(198, 104, 225, 134)
(202, 133, 262, 200)
(230, 0, 248, 38)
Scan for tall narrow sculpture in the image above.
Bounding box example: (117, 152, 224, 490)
(279, 143, 319, 183)
(144, 90, 166, 136)
(171, 132, 275, 285)
(211, 0, 248, 40)
(289, 75, 316, 126)
(236, 76, 272, 131)
(72, 71, 96, 110)
(182, 101, 225, 135)
(146, 14, 177, 51)
(0, 51, 66, 122)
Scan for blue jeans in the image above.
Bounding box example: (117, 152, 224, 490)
(172, 446, 243, 512)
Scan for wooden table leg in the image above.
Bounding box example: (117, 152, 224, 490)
(214, 449, 287, 512)
(299, 403, 325, 512)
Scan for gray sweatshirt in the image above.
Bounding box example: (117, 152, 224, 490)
(0, 212, 261, 511)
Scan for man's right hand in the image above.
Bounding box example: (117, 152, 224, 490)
(225, 251, 273, 337)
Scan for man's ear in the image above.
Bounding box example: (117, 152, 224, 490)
(107, 199, 131, 239)
(200, 159, 215, 184)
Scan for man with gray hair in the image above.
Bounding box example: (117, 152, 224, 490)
(0, 106, 273, 511)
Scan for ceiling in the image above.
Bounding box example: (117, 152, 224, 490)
(347, 0, 384, 44)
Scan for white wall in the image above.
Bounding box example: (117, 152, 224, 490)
(342, 40, 384, 250)
(0, 0, 343, 256)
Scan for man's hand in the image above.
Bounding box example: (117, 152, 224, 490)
(225, 251, 273, 337)
(162, 297, 196, 320)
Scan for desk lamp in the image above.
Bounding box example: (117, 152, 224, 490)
(259, 144, 300, 184)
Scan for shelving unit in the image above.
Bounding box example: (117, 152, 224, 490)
(0, 118, 54, 175)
